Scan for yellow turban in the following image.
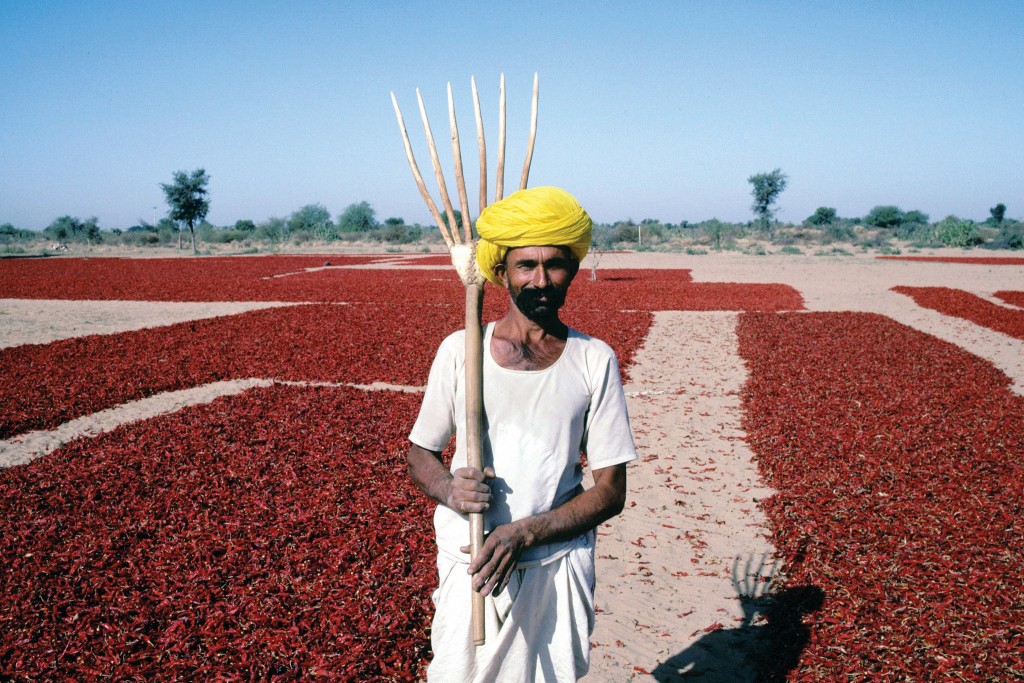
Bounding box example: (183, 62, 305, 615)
(475, 186, 592, 286)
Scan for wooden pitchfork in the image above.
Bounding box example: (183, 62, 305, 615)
(390, 73, 539, 646)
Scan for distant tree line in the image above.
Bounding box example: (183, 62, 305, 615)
(2, 168, 1020, 255)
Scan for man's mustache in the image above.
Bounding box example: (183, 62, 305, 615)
(514, 286, 566, 307)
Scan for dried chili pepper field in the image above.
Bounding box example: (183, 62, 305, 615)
(1, 251, 1021, 681)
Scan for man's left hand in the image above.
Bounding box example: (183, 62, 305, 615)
(462, 523, 528, 597)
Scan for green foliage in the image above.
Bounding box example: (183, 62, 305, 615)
(161, 168, 210, 252)
(44, 215, 101, 243)
(609, 220, 638, 243)
(806, 207, 837, 225)
(638, 221, 666, 245)
(902, 210, 929, 225)
(824, 222, 856, 242)
(289, 204, 334, 240)
(864, 205, 903, 228)
(748, 168, 788, 232)
(234, 219, 256, 232)
(0, 222, 34, 244)
(120, 230, 160, 246)
(989, 203, 1006, 225)
(198, 223, 247, 244)
(697, 219, 735, 250)
(337, 201, 377, 232)
(933, 215, 983, 248)
(779, 245, 803, 254)
(990, 222, 1023, 250)
(815, 247, 853, 256)
(255, 217, 287, 243)
(372, 222, 422, 244)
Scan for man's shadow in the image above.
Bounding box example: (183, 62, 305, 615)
(652, 554, 825, 682)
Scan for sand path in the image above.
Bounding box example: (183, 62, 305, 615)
(584, 311, 777, 681)
(0, 299, 297, 348)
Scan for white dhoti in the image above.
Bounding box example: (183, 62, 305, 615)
(427, 532, 596, 683)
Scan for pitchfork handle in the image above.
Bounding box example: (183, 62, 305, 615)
(464, 282, 486, 646)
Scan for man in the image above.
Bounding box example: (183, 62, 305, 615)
(407, 186, 637, 681)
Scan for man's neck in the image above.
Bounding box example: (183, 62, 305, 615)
(490, 307, 568, 371)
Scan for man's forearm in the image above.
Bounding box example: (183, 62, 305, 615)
(468, 463, 628, 596)
(407, 443, 453, 506)
(512, 463, 627, 550)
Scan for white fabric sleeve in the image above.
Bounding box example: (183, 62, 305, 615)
(409, 333, 461, 453)
(580, 350, 638, 470)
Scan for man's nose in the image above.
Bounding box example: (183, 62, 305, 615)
(531, 267, 549, 288)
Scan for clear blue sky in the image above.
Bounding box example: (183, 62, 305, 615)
(2, 0, 1022, 230)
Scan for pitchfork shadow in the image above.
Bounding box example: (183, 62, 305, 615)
(651, 554, 824, 682)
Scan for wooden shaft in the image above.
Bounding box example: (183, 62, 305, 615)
(464, 281, 486, 646)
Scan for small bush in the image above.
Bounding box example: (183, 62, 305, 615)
(289, 230, 313, 245)
(824, 223, 856, 242)
(934, 216, 983, 248)
(120, 231, 160, 246)
(201, 229, 247, 244)
(779, 245, 803, 255)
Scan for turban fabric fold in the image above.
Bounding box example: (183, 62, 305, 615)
(475, 186, 592, 286)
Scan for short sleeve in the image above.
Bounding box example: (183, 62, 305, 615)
(580, 348, 638, 470)
(408, 332, 462, 453)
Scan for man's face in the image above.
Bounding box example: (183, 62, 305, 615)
(494, 245, 578, 322)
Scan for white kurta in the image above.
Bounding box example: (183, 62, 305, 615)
(409, 323, 638, 681)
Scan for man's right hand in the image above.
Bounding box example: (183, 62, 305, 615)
(445, 466, 495, 515)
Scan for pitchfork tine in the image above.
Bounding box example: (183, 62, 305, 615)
(390, 92, 453, 247)
(495, 73, 506, 202)
(471, 76, 487, 220)
(519, 73, 539, 191)
(416, 88, 461, 245)
(447, 83, 473, 244)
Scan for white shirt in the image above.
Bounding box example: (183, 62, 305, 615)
(409, 322, 638, 564)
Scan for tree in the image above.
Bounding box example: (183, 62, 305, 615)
(806, 207, 837, 226)
(990, 203, 1007, 225)
(864, 205, 904, 229)
(901, 210, 930, 225)
(336, 201, 377, 233)
(255, 217, 287, 244)
(748, 169, 788, 234)
(161, 168, 210, 253)
(44, 215, 101, 244)
(289, 203, 334, 240)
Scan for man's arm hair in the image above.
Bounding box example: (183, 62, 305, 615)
(407, 443, 453, 506)
(514, 463, 627, 549)
(407, 442, 493, 514)
(467, 463, 627, 596)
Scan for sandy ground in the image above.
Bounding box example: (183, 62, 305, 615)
(2, 251, 1022, 679)
(0, 299, 297, 348)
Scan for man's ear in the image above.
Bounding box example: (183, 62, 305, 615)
(492, 259, 509, 288)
